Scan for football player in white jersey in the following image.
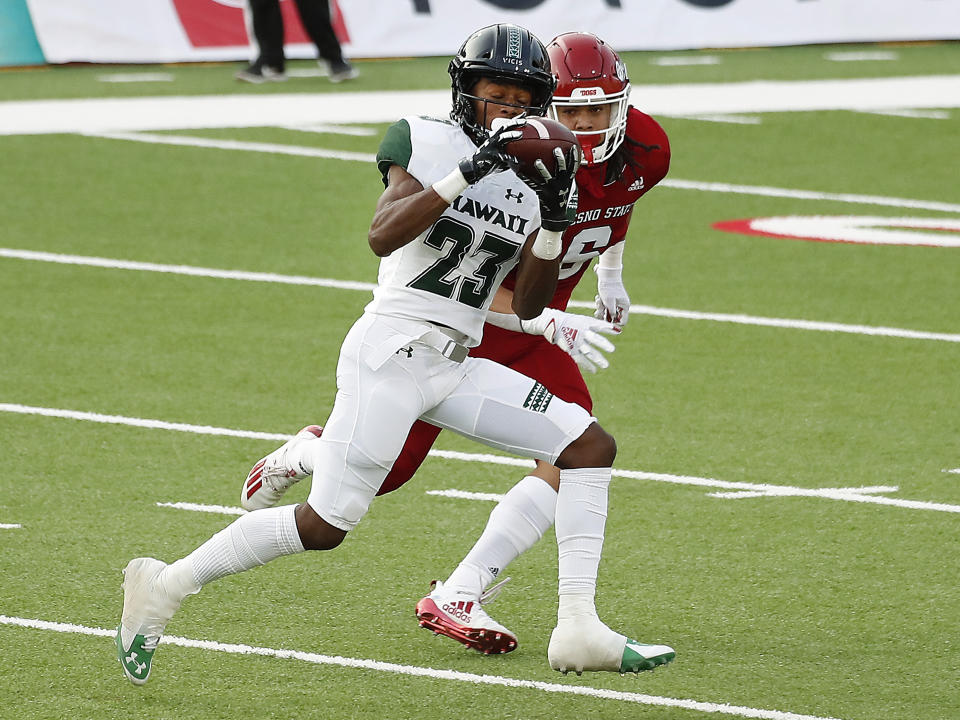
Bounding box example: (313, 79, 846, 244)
(115, 23, 672, 686)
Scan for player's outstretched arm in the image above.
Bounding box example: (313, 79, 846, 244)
(487, 305, 620, 373)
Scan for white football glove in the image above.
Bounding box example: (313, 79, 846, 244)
(522, 307, 620, 373)
(594, 265, 630, 326)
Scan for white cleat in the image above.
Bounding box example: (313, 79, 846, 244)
(241, 425, 323, 511)
(115, 558, 184, 685)
(415, 580, 517, 654)
(548, 616, 675, 675)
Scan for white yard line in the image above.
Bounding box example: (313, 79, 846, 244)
(0, 247, 375, 291)
(860, 108, 950, 120)
(0, 403, 289, 442)
(590, 303, 960, 343)
(657, 179, 960, 214)
(3, 403, 958, 514)
(651, 56, 721, 66)
(5, 75, 960, 136)
(3, 247, 958, 344)
(0, 524, 22, 530)
(823, 50, 900, 62)
(84, 131, 376, 162)
(157, 501, 246, 516)
(663, 114, 763, 125)
(0, 614, 845, 720)
(96, 72, 175, 83)
(77, 130, 960, 215)
(279, 122, 378, 136)
(425, 489, 506, 502)
(824, 51, 898, 62)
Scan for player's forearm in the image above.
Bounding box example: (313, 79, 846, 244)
(486, 287, 523, 331)
(511, 242, 560, 320)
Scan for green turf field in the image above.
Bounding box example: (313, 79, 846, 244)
(1, 41, 959, 720)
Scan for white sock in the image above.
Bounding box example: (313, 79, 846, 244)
(445, 475, 557, 598)
(165, 504, 305, 592)
(555, 467, 610, 615)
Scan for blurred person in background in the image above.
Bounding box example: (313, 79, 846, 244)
(236, 0, 358, 83)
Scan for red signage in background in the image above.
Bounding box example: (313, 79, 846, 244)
(172, 0, 349, 48)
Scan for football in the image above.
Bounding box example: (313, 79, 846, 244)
(504, 117, 580, 177)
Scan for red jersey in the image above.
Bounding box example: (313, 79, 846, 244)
(499, 107, 670, 310)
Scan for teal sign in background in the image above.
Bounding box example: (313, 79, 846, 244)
(0, 0, 45, 66)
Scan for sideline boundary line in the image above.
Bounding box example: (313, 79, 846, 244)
(2, 248, 958, 344)
(3, 403, 958, 514)
(0, 614, 844, 720)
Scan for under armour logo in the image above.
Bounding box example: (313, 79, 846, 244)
(396, 346, 413, 358)
(505, 188, 524, 203)
(126, 652, 146, 674)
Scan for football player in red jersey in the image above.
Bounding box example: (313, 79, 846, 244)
(239, 31, 672, 660)
(409, 31, 671, 655)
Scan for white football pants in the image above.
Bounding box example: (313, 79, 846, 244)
(307, 312, 595, 531)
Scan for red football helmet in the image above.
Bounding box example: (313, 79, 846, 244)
(546, 32, 630, 165)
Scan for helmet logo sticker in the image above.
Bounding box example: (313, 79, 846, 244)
(506, 26, 522, 59)
(615, 60, 628, 82)
(572, 87, 604, 99)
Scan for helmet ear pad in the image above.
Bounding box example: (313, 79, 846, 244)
(449, 24, 557, 145)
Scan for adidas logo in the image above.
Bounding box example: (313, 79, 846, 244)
(442, 600, 475, 622)
(627, 178, 644, 192)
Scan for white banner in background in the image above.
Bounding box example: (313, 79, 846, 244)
(340, 0, 960, 56)
(24, 0, 960, 64)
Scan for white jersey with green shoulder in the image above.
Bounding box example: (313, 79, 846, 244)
(366, 115, 542, 346)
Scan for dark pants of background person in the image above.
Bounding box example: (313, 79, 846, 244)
(249, 0, 345, 71)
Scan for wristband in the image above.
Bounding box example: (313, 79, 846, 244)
(595, 266, 623, 283)
(597, 241, 624, 270)
(432, 167, 469, 204)
(485, 311, 524, 333)
(531, 229, 563, 260)
(520, 308, 560, 343)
